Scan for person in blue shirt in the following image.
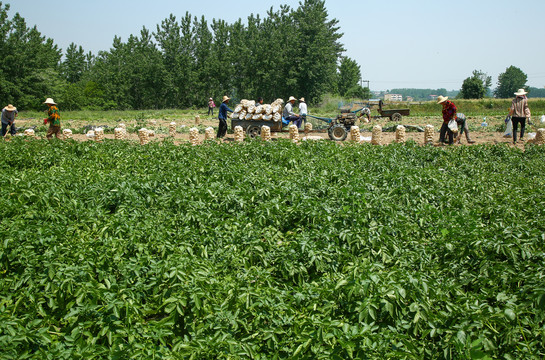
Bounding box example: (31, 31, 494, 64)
(217, 96, 233, 138)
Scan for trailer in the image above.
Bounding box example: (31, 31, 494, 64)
(366, 99, 410, 121)
(231, 118, 284, 138)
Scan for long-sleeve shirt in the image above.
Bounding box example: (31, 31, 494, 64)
(1, 109, 18, 125)
(299, 102, 308, 115)
(47, 106, 61, 126)
(441, 100, 457, 123)
(510, 96, 531, 118)
(218, 102, 233, 120)
(283, 102, 296, 118)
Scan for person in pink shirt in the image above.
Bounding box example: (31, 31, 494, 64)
(208, 97, 216, 116)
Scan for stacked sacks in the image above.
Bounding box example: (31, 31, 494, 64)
(189, 127, 199, 145)
(234, 125, 245, 142)
(424, 125, 434, 144)
(231, 99, 283, 122)
(304, 122, 313, 136)
(395, 125, 406, 143)
(86, 130, 95, 139)
(114, 127, 125, 140)
(350, 126, 361, 142)
(371, 125, 382, 145)
(261, 125, 272, 141)
(62, 129, 72, 140)
(94, 127, 104, 142)
(204, 127, 215, 140)
(138, 128, 150, 145)
(289, 124, 300, 142)
(531, 128, 545, 145)
(169, 122, 177, 137)
(23, 129, 35, 137)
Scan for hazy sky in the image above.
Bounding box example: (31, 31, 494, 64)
(8, 0, 545, 91)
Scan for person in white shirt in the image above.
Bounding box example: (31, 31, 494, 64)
(283, 96, 301, 127)
(298, 97, 308, 126)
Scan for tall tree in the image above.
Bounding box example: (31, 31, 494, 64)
(459, 70, 491, 99)
(61, 43, 86, 83)
(337, 57, 361, 96)
(494, 66, 527, 99)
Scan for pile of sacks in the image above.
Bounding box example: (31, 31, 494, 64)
(395, 125, 406, 143)
(234, 126, 245, 142)
(231, 99, 284, 122)
(289, 124, 300, 142)
(424, 125, 434, 144)
(371, 125, 382, 145)
(261, 125, 272, 141)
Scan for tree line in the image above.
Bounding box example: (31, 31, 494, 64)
(0, 0, 370, 111)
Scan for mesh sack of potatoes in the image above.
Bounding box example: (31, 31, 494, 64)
(245, 112, 254, 121)
(264, 105, 273, 115)
(238, 110, 247, 120)
(247, 105, 256, 114)
(169, 122, 177, 137)
(304, 122, 313, 135)
(272, 98, 284, 106)
(395, 125, 406, 143)
(289, 124, 300, 142)
(272, 113, 282, 122)
(114, 128, 125, 140)
(261, 125, 272, 141)
(263, 114, 273, 121)
(534, 128, 545, 145)
(271, 104, 282, 114)
(24, 129, 36, 137)
(234, 104, 243, 113)
(231, 112, 239, 119)
(138, 128, 150, 145)
(205, 127, 215, 140)
(118, 123, 126, 129)
(234, 125, 245, 142)
(95, 128, 104, 142)
(255, 105, 264, 114)
(371, 125, 382, 145)
(350, 126, 361, 142)
(62, 129, 72, 140)
(189, 127, 199, 145)
(252, 114, 263, 121)
(424, 124, 434, 144)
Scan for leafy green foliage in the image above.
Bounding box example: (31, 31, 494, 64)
(494, 66, 528, 99)
(460, 70, 491, 99)
(1, 139, 544, 359)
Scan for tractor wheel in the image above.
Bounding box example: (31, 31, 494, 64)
(391, 112, 402, 122)
(328, 124, 348, 141)
(246, 125, 261, 138)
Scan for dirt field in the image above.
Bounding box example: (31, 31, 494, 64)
(10, 115, 542, 150)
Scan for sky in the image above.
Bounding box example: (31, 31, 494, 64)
(8, 0, 545, 91)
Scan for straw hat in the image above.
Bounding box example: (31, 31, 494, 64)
(299, 97, 305, 102)
(437, 95, 448, 104)
(3, 104, 16, 111)
(222, 96, 230, 102)
(209, 97, 213, 101)
(288, 96, 297, 102)
(514, 88, 528, 96)
(44, 98, 56, 105)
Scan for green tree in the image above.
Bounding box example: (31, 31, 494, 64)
(494, 66, 527, 98)
(337, 57, 361, 96)
(459, 70, 490, 99)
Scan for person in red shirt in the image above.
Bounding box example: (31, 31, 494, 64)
(437, 95, 456, 145)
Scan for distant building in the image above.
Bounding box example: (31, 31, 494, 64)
(384, 93, 402, 101)
(406, 96, 414, 102)
(429, 95, 438, 100)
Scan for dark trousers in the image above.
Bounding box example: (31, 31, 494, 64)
(217, 118, 227, 138)
(208, 107, 214, 116)
(286, 116, 301, 128)
(1, 122, 16, 136)
(511, 117, 526, 142)
(439, 122, 454, 144)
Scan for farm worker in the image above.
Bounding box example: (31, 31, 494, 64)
(208, 97, 216, 116)
(217, 95, 233, 139)
(437, 95, 456, 145)
(283, 96, 302, 128)
(454, 113, 476, 144)
(298, 98, 308, 124)
(361, 107, 371, 123)
(1, 104, 18, 137)
(44, 98, 62, 139)
(256, 97, 264, 105)
(508, 88, 531, 144)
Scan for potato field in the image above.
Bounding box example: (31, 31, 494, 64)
(1, 138, 545, 359)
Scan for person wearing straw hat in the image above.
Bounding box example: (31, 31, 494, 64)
(44, 98, 62, 139)
(508, 88, 531, 144)
(283, 96, 301, 128)
(207, 97, 216, 117)
(1, 104, 18, 137)
(298, 97, 308, 125)
(437, 95, 457, 145)
(217, 95, 233, 138)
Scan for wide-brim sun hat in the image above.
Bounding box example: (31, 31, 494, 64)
(44, 98, 56, 105)
(299, 97, 305, 102)
(288, 96, 297, 102)
(437, 95, 448, 104)
(222, 96, 230, 102)
(209, 97, 213, 100)
(3, 104, 16, 111)
(514, 88, 528, 96)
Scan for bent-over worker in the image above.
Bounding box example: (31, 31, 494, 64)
(1, 104, 18, 137)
